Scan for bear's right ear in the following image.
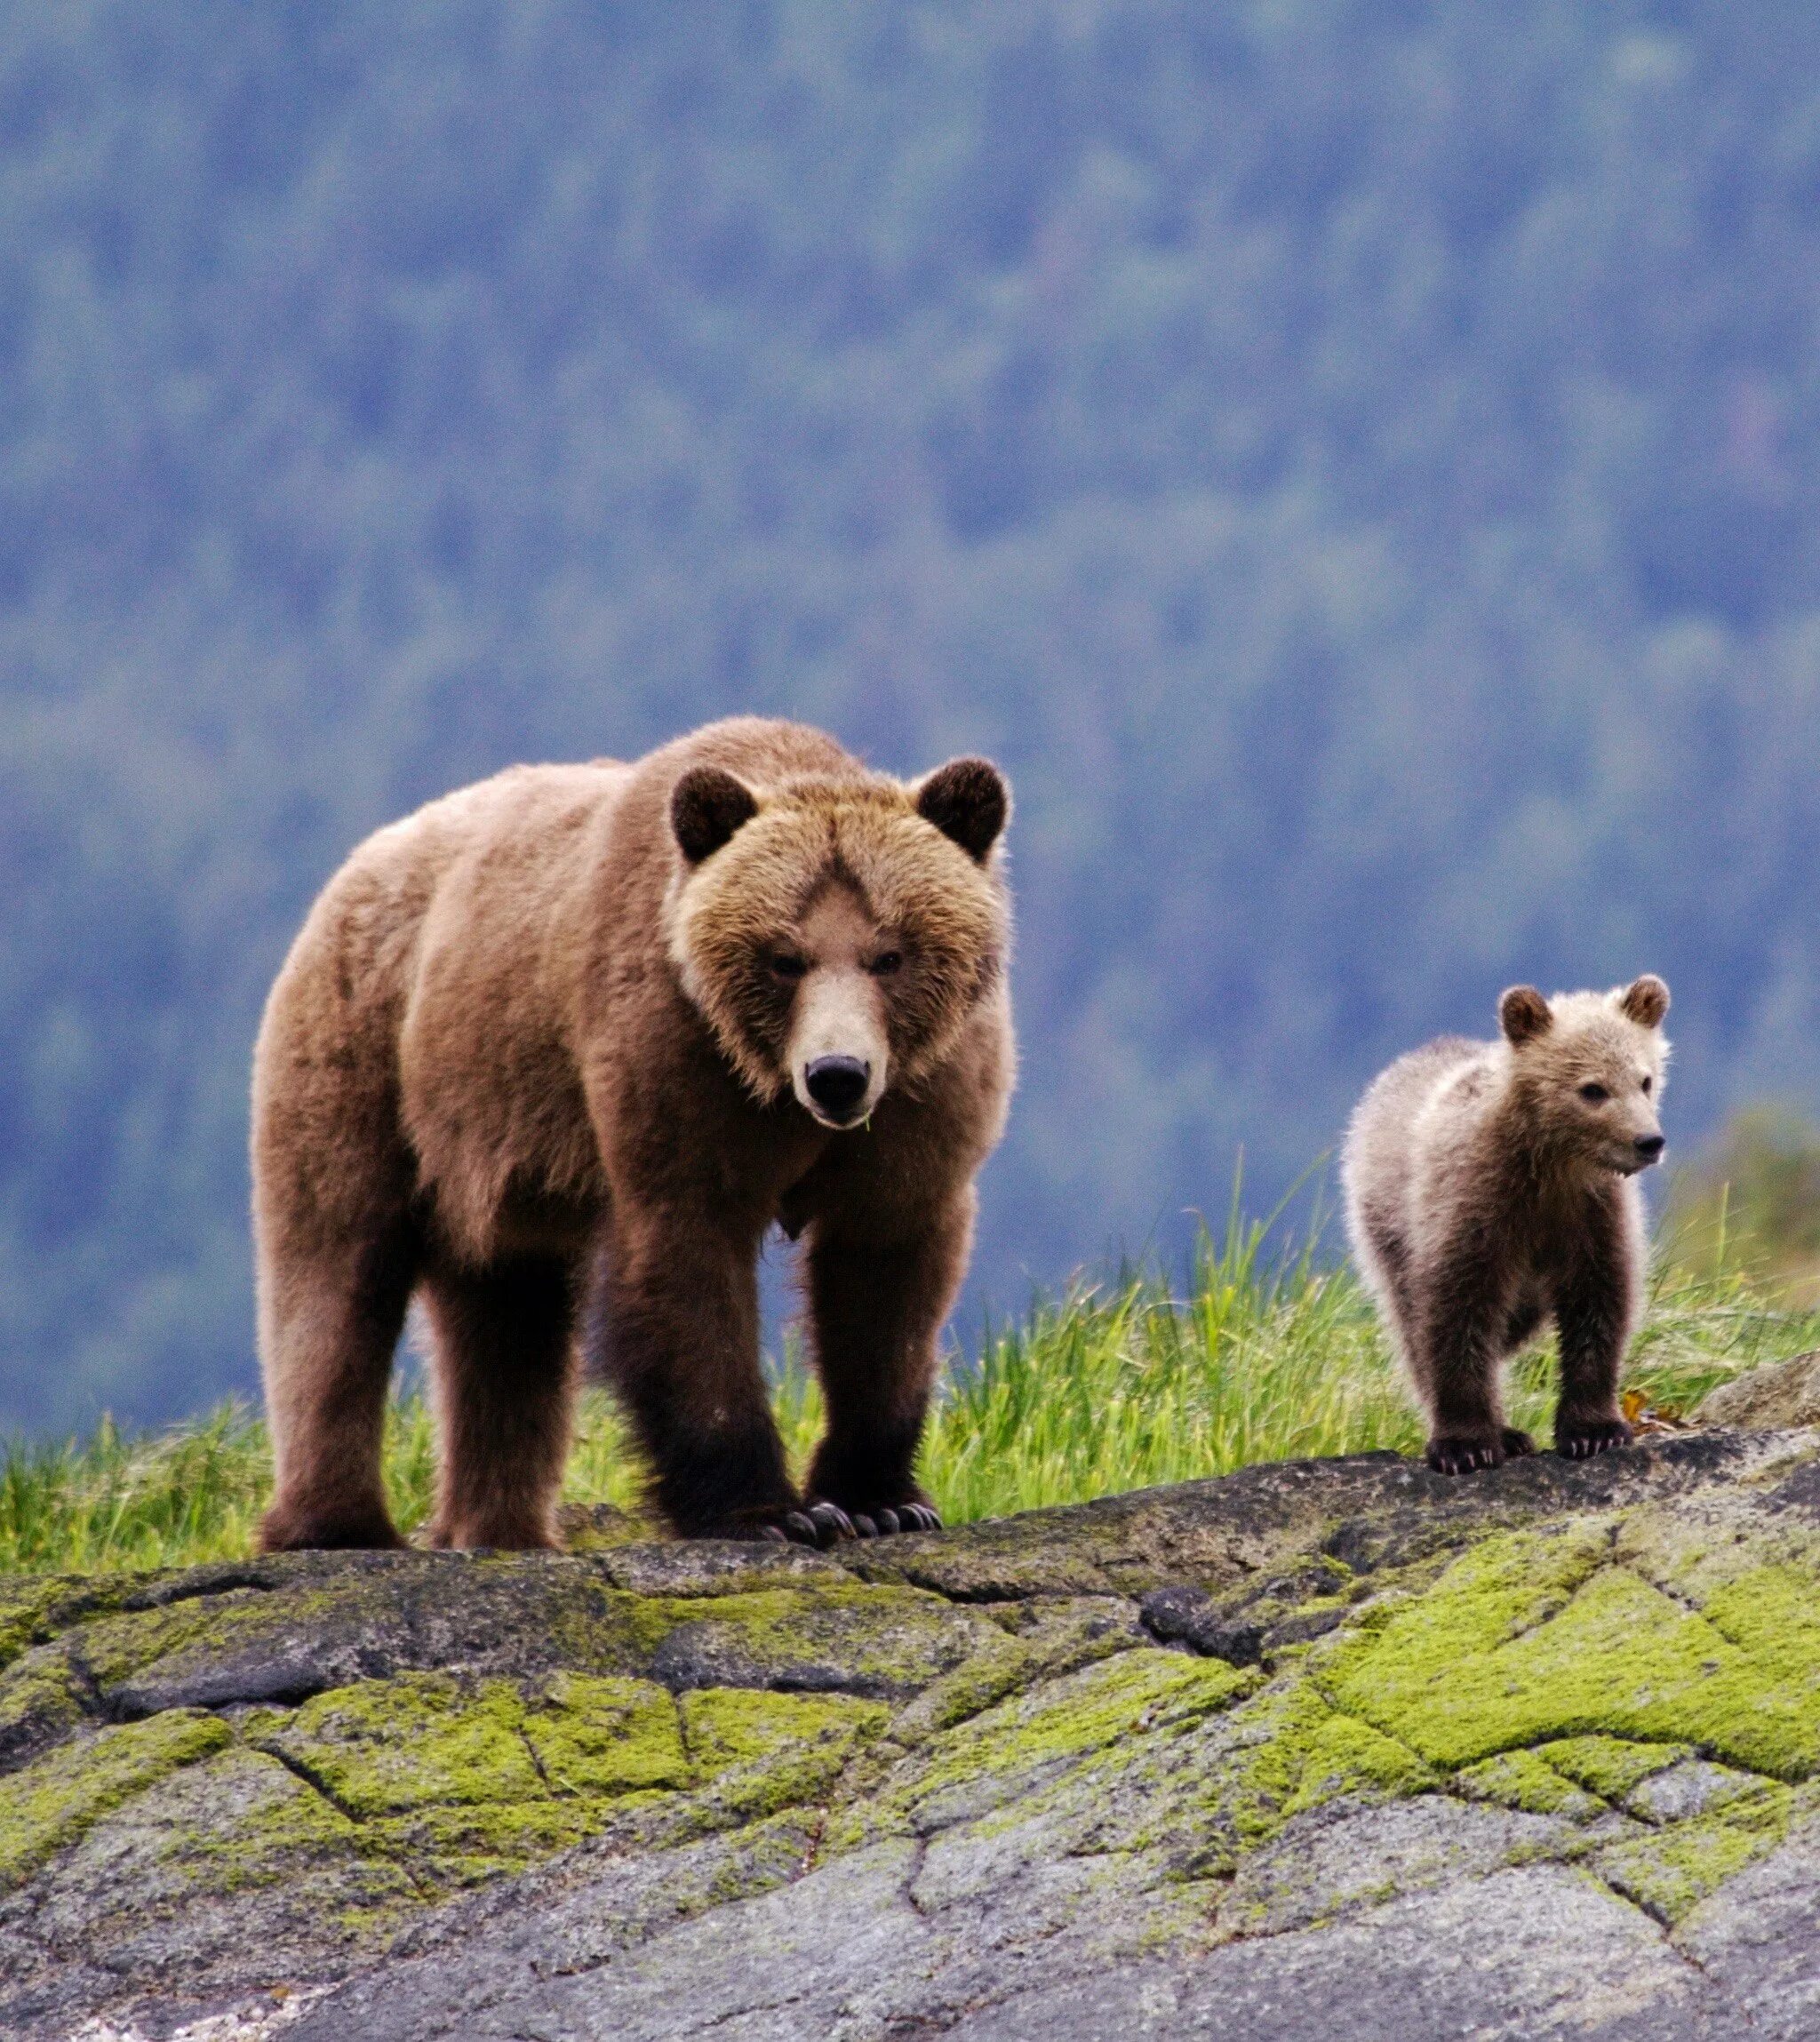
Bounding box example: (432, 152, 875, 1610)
(671, 767, 759, 865)
(915, 757, 1010, 863)
(1499, 985, 1553, 1046)
(1617, 974, 1670, 1028)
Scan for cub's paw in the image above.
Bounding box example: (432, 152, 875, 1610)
(1425, 1433, 1507, 1476)
(833, 1501, 943, 1539)
(1554, 1417, 1633, 1462)
(1501, 1428, 1537, 1458)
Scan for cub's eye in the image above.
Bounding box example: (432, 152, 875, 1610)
(1578, 1082, 1610, 1104)
(1640, 1075, 1653, 1095)
(768, 953, 808, 981)
(869, 951, 903, 977)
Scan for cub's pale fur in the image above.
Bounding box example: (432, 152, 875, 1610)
(1342, 976, 1670, 1474)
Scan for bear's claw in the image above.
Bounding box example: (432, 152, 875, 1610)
(775, 1502, 856, 1547)
(1554, 1418, 1633, 1461)
(1425, 1435, 1506, 1476)
(812, 1500, 942, 1538)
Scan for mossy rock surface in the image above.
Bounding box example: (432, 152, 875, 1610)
(6, 1431, 1820, 2039)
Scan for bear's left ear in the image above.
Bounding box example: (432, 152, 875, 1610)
(915, 757, 1010, 863)
(672, 767, 760, 865)
(1499, 985, 1553, 1046)
(1617, 974, 1670, 1028)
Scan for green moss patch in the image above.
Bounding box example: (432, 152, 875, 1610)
(858, 1647, 1254, 1849)
(0, 1575, 125, 1671)
(682, 1687, 889, 1823)
(0, 1710, 231, 1886)
(1595, 1785, 1793, 1923)
(0, 1651, 86, 1766)
(1322, 1523, 1820, 1778)
(228, 1671, 892, 1890)
(646, 1583, 995, 1700)
(1538, 1736, 1692, 1803)
(1449, 1750, 1604, 1820)
(249, 1672, 690, 1817)
(1279, 1711, 1439, 1819)
(1194, 1680, 1436, 1866)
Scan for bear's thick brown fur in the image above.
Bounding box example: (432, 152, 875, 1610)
(1341, 976, 1670, 1475)
(252, 717, 1014, 1551)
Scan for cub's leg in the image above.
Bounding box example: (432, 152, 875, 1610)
(594, 1207, 809, 1542)
(1494, 1299, 1545, 1459)
(1413, 1241, 1520, 1475)
(259, 1216, 417, 1552)
(800, 1195, 973, 1536)
(419, 1254, 579, 1550)
(1552, 1194, 1636, 1461)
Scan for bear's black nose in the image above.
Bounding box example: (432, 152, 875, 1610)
(805, 1056, 870, 1121)
(1634, 1134, 1665, 1161)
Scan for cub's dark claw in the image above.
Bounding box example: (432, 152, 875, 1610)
(873, 1507, 900, 1535)
(850, 1513, 878, 1538)
(759, 1524, 789, 1544)
(899, 1503, 942, 1532)
(1501, 1429, 1537, 1458)
(1426, 1436, 1505, 1476)
(1555, 1419, 1632, 1462)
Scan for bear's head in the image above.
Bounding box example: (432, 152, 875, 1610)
(1497, 974, 1672, 1176)
(666, 756, 1010, 1127)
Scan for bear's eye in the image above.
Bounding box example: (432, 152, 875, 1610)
(869, 951, 903, 977)
(768, 953, 809, 982)
(1578, 1082, 1609, 1104)
(1640, 1074, 1653, 1094)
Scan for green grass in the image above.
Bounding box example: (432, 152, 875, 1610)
(4, 1208, 1817, 1578)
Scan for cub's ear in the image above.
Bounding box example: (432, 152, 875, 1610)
(1617, 973, 1670, 1027)
(915, 757, 1010, 863)
(1499, 985, 1553, 1046)
(671, 767, 759, 865)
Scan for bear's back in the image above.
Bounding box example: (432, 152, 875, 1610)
(1343, 1033, 1492, 1215)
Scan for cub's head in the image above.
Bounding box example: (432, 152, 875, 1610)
(666, 755, 1010, 1127)
(1497, 975, 1672, 1175)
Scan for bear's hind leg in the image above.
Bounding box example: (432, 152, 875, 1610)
(259, 1222, 416, 1552)
(800, 1199, 970, 1536)
(419, 1254, 579, 1550)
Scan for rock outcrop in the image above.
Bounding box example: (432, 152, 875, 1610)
(1696, 1348, 1820, 1430)
(7, 1430, 1820, 2040)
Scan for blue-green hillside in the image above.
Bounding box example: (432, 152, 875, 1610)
(7, 3, 1820, 1423)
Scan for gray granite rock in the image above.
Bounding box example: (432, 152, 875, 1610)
(1696, 1349, 1820, 1429)
(4, 1427, 1820, 2039)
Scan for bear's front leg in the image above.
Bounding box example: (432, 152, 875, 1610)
(799, 1194, 973, 1535)
(1415, 1249, 1524, 1476)
(593, 1204, 842, 1543)
(1552, 1194, 1637, 1462)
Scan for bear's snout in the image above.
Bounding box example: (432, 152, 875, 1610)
(804, 1055, 871, 1125)
(1633, 1133, 1665, 1164)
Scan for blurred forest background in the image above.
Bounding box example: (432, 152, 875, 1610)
(7, 0, 1820, 1432)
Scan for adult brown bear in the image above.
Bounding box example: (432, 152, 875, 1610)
(252, 718, 1013, 1551)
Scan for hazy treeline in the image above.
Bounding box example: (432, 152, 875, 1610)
(6, 0, 1820, 1427)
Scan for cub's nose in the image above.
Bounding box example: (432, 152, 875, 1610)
(1634, 1134, 1665, 1163)
(804, 1056, 871, 1122)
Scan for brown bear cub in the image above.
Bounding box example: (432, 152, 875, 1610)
(251, 717, 1013, 1551)
(1342, 976, 1670, 1475)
